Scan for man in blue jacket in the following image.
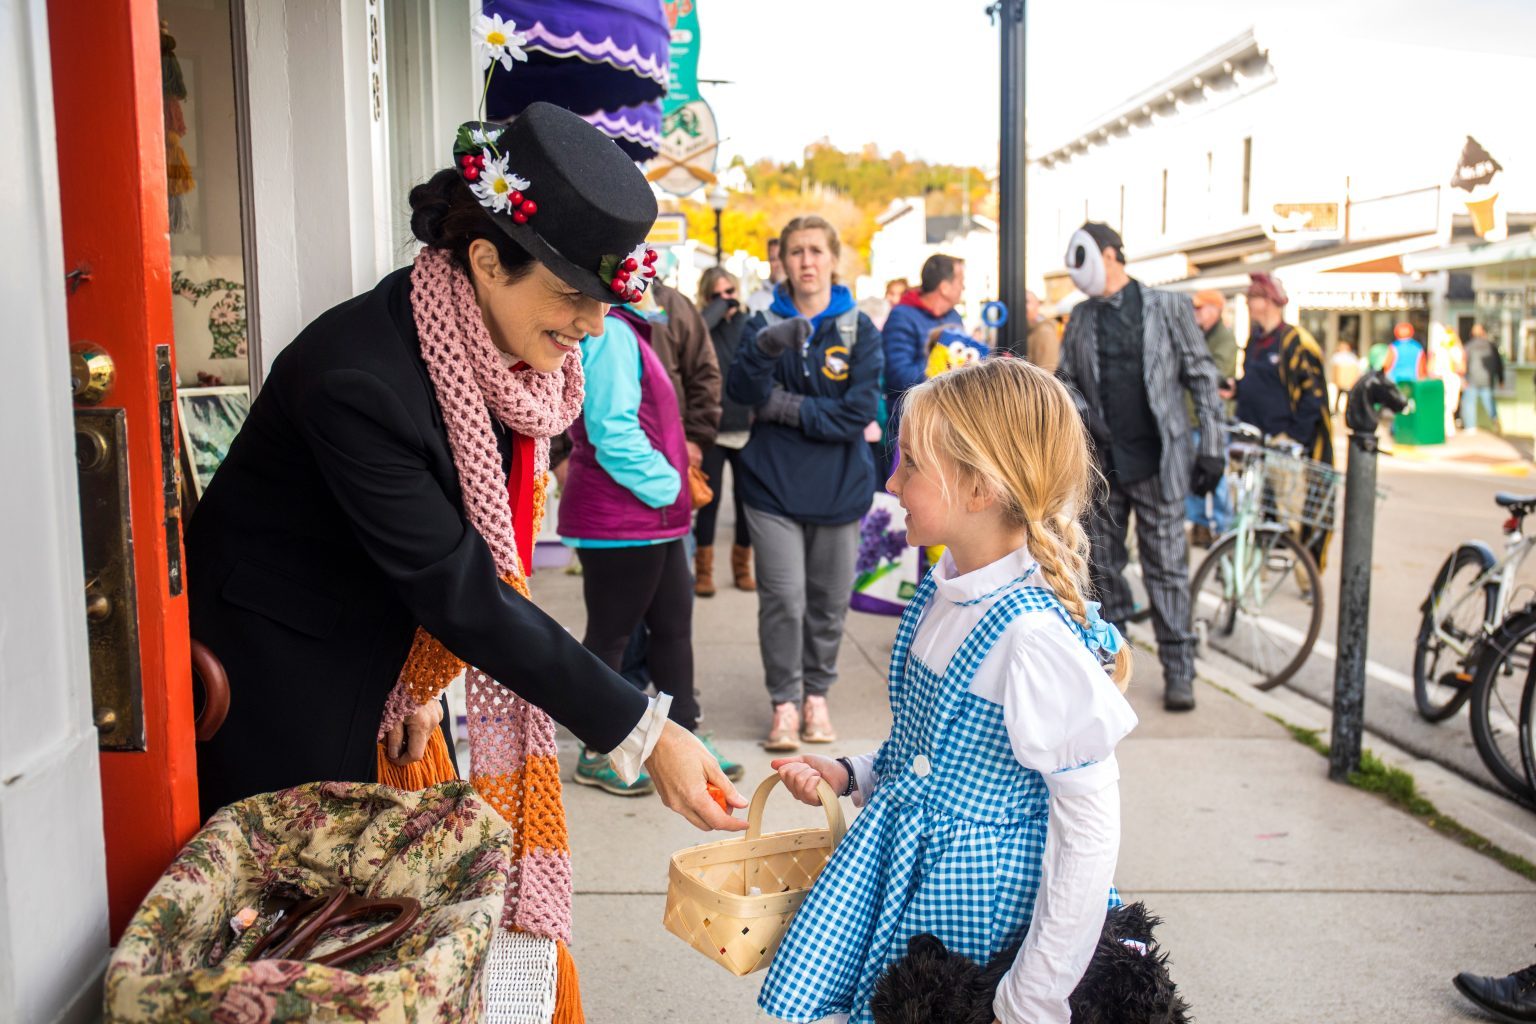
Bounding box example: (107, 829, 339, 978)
(880, 253, 965, 473)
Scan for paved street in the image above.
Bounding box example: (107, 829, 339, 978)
(524, 470, 1536, 1023)
(1166, 423, 1536, 804)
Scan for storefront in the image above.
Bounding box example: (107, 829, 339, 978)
(1405, 232, 1536, 437)
(2, 2, 480, 1017)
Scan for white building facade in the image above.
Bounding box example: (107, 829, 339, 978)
(1027, 24, 1536, 353)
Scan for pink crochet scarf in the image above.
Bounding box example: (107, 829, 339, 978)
(377, 245, 584, 943)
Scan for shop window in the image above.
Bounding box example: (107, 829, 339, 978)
(160, 0, 256, 506)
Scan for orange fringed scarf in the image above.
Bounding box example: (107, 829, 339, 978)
(375, 247, 586, 1016)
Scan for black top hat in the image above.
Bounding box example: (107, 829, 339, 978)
(453, 102, 658, 304)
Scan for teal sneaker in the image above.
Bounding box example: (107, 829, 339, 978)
(573, 749, 654, 796)
(694, 731, 744, 782)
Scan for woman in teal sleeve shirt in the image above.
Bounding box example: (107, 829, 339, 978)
(557, 310, 740, 794)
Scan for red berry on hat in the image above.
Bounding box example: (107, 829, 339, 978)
(521, 200, 537, 216)
(643, 248, 658, 265)
(610, 279, 626, 295)
(623, 257, 638, 272)
(512, 210, 528, 224)
(509, 190, 523, 206)
(459, 154, 475, 167)
(463, 166, 480, 181)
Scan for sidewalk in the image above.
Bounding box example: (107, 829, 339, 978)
(535, 551, 1536, 1023)
(1369, 423, 1533, 478)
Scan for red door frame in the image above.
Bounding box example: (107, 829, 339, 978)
(49, 0, 201, 937)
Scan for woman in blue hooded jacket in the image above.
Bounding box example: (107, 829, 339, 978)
(728, 215, 883, 751)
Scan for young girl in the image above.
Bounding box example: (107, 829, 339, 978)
(758, 357, 1137, 1024)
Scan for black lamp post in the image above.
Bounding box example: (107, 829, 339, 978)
(993, 0, 1027, 356)
(707, 185, 729, 266)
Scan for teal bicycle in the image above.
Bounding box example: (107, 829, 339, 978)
(1189, 423, 1339, 690)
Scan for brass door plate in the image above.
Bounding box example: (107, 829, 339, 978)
(75, 408, 145, 751)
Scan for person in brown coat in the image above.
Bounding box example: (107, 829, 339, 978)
(1024, 290, 1061, 372)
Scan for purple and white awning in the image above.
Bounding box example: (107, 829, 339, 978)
(484, 0, 669, 121)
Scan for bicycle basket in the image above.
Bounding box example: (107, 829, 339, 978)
(1259, 449, 1343, 532)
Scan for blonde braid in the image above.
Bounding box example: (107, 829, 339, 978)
(1026, 513, 1132, 690)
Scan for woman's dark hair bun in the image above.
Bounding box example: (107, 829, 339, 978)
(406, 167, 536, 280)
(408, 168, 463, 249)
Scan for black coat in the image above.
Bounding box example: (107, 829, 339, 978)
(187, 268, 646, 820)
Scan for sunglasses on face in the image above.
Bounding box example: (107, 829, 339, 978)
(714, 287, 736, 298)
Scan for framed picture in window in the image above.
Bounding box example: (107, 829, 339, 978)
(177, 384, 251, 498)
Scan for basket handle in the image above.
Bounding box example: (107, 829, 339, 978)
(745, 773, 847, 849)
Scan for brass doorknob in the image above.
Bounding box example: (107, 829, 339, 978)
(86, 589, 112, 621)
(70, 344, 115, 405)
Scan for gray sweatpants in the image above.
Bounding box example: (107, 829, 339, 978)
(743, 506, 861, 707)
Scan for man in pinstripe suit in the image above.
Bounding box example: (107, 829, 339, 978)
(1057, 223, 1225, 710)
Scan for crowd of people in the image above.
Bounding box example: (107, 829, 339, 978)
(180, 96, 1523, 1021)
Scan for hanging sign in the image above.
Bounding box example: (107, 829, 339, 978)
(647, 213, 689, 247)
(663, 2, 701, 115)
(649, 99, 719, 197)
(1451, 135, 1506, 242)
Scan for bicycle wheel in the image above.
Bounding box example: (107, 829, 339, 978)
(1412, 546, 1497, 722)
(1521, 663, 1536, 799)
(1468, 608, 1536, 802)
(1189, 527, 1323, 690)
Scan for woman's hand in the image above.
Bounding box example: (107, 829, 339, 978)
(646, 721, 748, 831)
(384, 700, 444, 765)
(769, 755, 847, 806)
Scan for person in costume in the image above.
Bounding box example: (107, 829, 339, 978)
(186, 99, 748, 1005)
(1056, 222, 1224, 712)
(1235, 272, 1334, 567)
(757, 358, 1137, 1024)
(727, 215, 883, 752)
(924, 324, 990, 378)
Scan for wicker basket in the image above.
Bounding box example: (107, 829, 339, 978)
(662, 774, 847, 976)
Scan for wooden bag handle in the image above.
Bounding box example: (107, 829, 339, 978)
(745, 774, 847, 848)
(246, 884, 422, 968)
(190, 638, 230, 741)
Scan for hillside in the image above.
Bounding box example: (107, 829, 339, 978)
(669, 140, 995, 277)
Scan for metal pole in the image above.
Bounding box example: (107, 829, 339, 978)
(713, 209, 723, 266)
(1329, 372, 1404, 781)
(1329, 427, 1377, 781)
(996, 0, 1027, 357)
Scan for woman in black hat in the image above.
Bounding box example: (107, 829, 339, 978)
(186, 103, 745, 839)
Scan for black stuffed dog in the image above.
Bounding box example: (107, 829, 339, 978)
(870, 902, 1191, 1024)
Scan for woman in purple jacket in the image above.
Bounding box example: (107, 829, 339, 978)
(559, 307, 741, 795)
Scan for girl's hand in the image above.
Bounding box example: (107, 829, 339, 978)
(770, 755, 847, 806)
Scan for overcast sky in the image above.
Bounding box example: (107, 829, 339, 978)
(695, 0, 1536, 168)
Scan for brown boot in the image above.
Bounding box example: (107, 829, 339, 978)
(732, 544, 756, 591)
(695, 546, 716, 597)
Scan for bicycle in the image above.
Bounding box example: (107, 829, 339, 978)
(1189, 422, 1338, 690)
(1522, 659, 1536, 799)
(1462, 601, 1536, 803)
(1412, 492, 1535, 722)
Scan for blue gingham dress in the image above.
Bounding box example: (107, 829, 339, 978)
(758, 570, 1121, 1023)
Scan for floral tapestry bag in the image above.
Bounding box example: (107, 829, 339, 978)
(104, 781, 513, 1024)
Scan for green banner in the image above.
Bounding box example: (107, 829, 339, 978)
(663, 2, 700, 115)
